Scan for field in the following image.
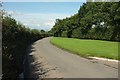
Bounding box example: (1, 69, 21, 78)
(50, 37, 119, 60)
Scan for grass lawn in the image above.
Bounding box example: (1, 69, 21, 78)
(50, 37, 119, 60)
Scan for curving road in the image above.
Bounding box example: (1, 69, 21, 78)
(27, 37, 118, 79)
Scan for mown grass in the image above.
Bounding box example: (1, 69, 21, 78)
(50, 37, 119, 60)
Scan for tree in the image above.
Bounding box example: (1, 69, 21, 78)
(50, 2, 120, 41)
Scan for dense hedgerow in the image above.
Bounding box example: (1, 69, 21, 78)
(2, 16, 49, 80)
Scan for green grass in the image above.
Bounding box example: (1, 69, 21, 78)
(50, 37, 119, 60)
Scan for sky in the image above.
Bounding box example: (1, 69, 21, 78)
(3, 2, 84, 31)
(4, 0, 86, 2)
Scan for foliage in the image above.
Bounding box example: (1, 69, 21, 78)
(51, 2, 120, 42)
(2, 16, 49, 79)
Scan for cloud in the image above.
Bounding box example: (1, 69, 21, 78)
(44, 19, 55, 26)
(11, 13, 72, 31)
(7, 11, 23, 15)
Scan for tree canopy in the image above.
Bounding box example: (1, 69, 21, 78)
(51, 2, 120, 42)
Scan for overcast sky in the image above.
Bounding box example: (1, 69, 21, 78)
(3, 2, 84, 31)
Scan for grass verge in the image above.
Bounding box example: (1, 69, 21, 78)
(50, 37, 119, 60)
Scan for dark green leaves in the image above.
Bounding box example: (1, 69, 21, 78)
(51, 2, 120, 42)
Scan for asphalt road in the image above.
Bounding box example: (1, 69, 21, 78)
(28, 37, 118, 78)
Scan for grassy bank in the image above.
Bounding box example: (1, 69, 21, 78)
(50, 37, 119, 60)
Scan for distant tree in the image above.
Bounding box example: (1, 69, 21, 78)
(40, 29, 45, 33)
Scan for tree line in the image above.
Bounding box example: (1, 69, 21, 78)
(2, 14, 50, 79)
(51, 2, 120, 41)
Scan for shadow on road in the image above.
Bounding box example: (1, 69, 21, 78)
(24, 43, 40, 80)
(24, 42, 53, 80)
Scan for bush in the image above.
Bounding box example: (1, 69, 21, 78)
(2, 16, 48, 79)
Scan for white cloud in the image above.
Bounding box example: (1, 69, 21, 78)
(24, 23, 28, 26)
(44, 19, 55, 26)
(10, 13, 72, 31)
(7, 11, 14, 15)
(7, 11, 23, 15)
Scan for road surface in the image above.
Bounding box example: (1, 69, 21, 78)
(27, 37, 118, 79)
